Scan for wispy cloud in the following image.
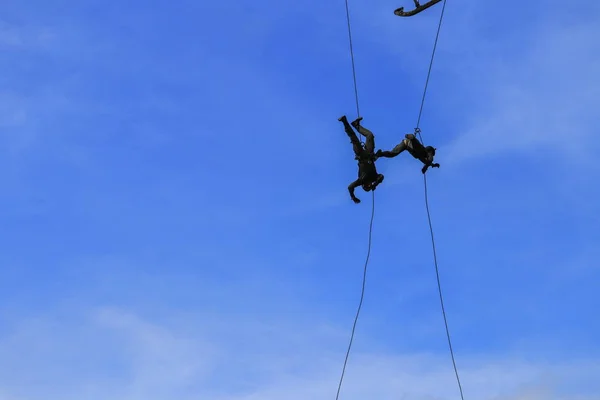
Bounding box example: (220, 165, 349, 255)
(1, 1, 599, 399)
(0, 21, 56, 49)
(1, 307, 599, 400)
(444, 17, 600, 165)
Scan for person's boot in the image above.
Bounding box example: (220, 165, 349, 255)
(351, 117, 363, 128)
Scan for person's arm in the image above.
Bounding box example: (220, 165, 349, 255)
(348, 179, 362, 204)
(421, 162, 440, 174)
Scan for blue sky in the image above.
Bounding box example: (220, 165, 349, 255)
(1, 0, 599, 399)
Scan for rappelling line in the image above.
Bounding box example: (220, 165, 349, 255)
(413, 1, 465, 400)
(414, 0, 446, 139)
(343, 0, 361, 132)
(335, 193, 375, 400)
(335, 0, 376, 399)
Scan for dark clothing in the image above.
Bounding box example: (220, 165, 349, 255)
(376, 134, 439, 174)
(340, 116, 384, 203)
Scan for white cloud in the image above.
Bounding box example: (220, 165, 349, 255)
(0, 88, 84, 158)
(0, 308, 598, 400)
(94, 309, 217, 394)
(0, 21, 56, 49)
(441, 18, 600, 165)
(0, 92, 27, 128)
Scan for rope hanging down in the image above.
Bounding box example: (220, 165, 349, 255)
(335, 0, 376, 399)
(413, 1, 465, 400)
(335, 192, 375, 400)
(336, 0, 464, 399)
(343, 0, 361, 127)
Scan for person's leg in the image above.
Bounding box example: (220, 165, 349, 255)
(339, 116, 362, 156)
(377, 139, 408, 158)
(352, 123, 375, 154)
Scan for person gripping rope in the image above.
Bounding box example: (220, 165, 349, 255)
(339, 115, 385, 204)
(375, 129, 440, 174)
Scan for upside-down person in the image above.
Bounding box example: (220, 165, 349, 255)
(339, 115, 385, 204)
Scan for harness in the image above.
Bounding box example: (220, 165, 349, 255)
(355, 151, 376, 164)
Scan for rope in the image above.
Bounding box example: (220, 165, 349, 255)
(335, 191, 375, 400)
(335, 0, 376, 398)
(336, 0, 464, 398)
(414, 0, 446, 140)
(423, 174, 464, 400)
(343, 0, 362, 139)
(414, 1, 465, 399)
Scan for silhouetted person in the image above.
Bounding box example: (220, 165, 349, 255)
(339, 115, 385, 204)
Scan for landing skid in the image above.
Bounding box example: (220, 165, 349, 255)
(394, 0, 442, 17)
